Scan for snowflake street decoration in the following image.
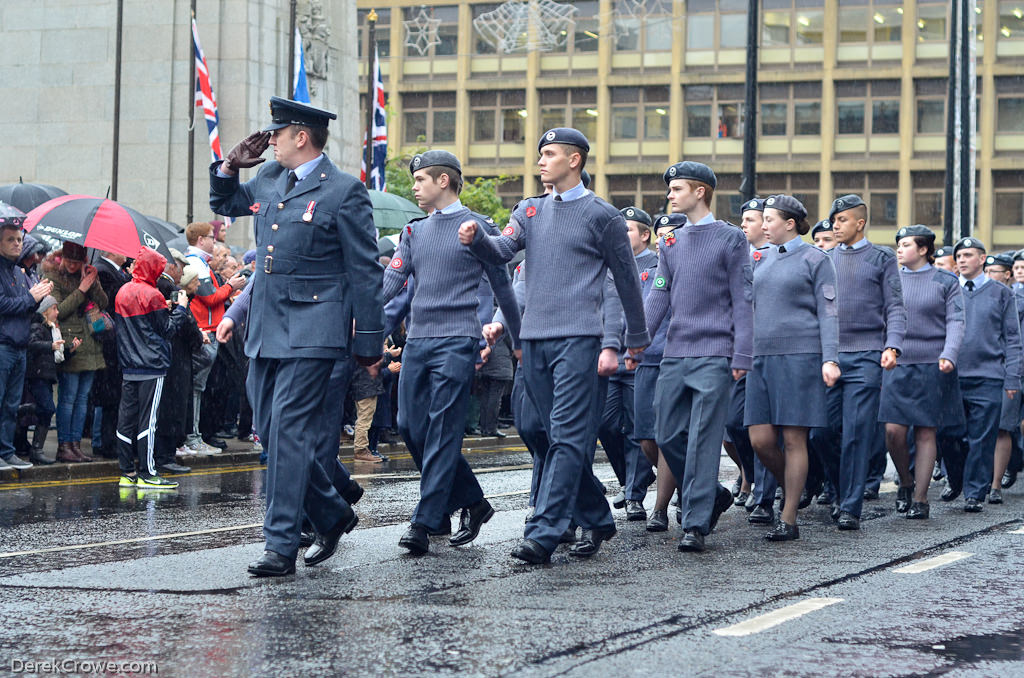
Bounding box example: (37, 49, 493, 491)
(612, 0, 674, 41)
(404, 7, 441, 56)
(473, 0, 578, 54)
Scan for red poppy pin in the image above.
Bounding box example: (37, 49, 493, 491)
(390, 257, 403, 269)
(249, 202, 260, 213)
(515, 265, 521, 274)
(525, 206, 537, 218)
(664, 232, 676, 247)
(641, 271, 649, 282)
(503, 225, 515, 236)
(752, 250, 762, 262)
(406, 225, 412, 235)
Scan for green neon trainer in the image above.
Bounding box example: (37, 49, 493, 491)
(137, 475, 179, 489)
(118, 475, 137, 487)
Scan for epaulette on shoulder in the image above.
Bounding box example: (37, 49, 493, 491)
(871, 244, 897, 258)
(400, 215, 428, 239)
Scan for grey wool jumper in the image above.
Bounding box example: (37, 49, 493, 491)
(467, 192, 649, 347)
(897, 266, 965, 365)
(384, 206, 522, 348)
(959, 278, 1022, 390)
(828, 241, 907, 353)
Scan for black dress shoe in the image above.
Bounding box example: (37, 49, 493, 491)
(569, 526, 616, 557)
(299, 531, 316, 548)
(709, 484, 732, 532)
(734, 491, 750, 507)
(28, 452, 54, 466)
(675, 508, 682, 525)
(863, 487, 879, 501)
(775, 487, 785, 503)
(646, 509, 668, 532)
(941, 482, 962, 502)
(678, 529, 705, 552)
(612, 490, 627, 509)
(525, 506, 535, 523)
(744, 492, 757, 512)
(399, 524, 429, 555)
(906, 502, 930, 519)
(964, 497, 984, 513)
(1002, 470, 1017, 489)
(449, 498, 494, 546)
(988, 488, 1003, 504)
(625, 500, 647, 521)
(304, 506, 359, 566)
(765, 520, 799, 541)
(427, 516, 452, 536)
(511, 539, 549, 564)
(492, 430, 507, 439)
(896, 485, 914, 513)
(156, 462, 191, 474)
(247, 550, 295, 577)
(203, 436, 228, 449)
(933, 463, 945, 481)
(816, 492, 833, 506)
(837, 511, 860, 530)
(559, 526, 578, 544)
(731, 477, 742, 497)
(748, 505, 774, 524)
(342, 480, 364, 506)
(830, 503, 842, 522)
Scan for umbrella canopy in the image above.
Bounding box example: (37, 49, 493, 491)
(0, 201, 27, 228)
(145, 215, 188, 253)
(368, 190, 425, 233)
(0, 181, 67, 213)
(377, 234, 399, 257)
(23, 195, 173, 260)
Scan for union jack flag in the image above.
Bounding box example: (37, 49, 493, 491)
(360, 45, 387, 191)
(192, 17, 223, 162)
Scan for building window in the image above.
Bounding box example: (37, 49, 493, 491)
(608, 175, 671, 218)
(759, 82, 821, 137)
(540, 89, 599, 141)
(833, 172, 898, 227)
(1000, 1, 1024, 40)
(404, 6, 458, 59)
(758, 173, 820, 224)
(614, 0, 674, 52)
(685, 84, 745, 139)
(995, 171, 1024, 227)
(358, 9, 391, 58)
(912, 172, 945, 228)
(763, 0, 826, 47)
(611, 87, 670, 140)
(402, 92, 456, 145)
(470, 91, 526, 143)
(836, 80, 900, 135)
(917, 0, 947, 42)
(686, 0, 750, 50)
(915, 79, 947, 134)
(548, 1, 602, 54)
(473, 4, 500, 55)
(838, 1, 903, 44)
(997, 76, 1024, 132)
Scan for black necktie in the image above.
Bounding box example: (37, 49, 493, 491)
(966, 280, 975, 291)
(553, 195, 562, 202)
(778, 245, 787, 253)
(286, 171, 297, 194)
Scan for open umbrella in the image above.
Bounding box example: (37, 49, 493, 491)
(0, 201, 26, 228)
(145, 215, 188, 253)
(377, 234, 399, 257)
(0, 180, 67, 213)
(368, 190, 425, 233)
(23, 195, 173, 260)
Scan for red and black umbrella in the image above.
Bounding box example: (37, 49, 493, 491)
(23, 195, 173, 260)
(0, 180, 67, 213)
(0, 201, 27, 228)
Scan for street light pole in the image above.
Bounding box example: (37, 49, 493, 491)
(739, 0, 759, 202)
(288, 0, 297, 98)
(112, 0, 124, 201)
(365, 9, 378, 191)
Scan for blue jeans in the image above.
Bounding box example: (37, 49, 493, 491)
(57, 370, 96, 443)
(0, 344, 27, 459)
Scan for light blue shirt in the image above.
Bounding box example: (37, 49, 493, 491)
(291, 153, 325, 183)
(693, 212, 716, 226)
(902, 263, 934, 273)
(839, 237, 869, 251)
(960, 273, 990, 290)
(550, 182, 588, 202)
(438, 199, 464, 215)
(777, 234, 804, 252)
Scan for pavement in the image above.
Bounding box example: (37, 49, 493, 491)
(2, 441, 1024, 677)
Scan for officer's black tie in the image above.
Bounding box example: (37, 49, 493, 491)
(778, 245, 786, 253)
(966, 280, 975, 291)
(553, 195, 562, 202)
(286, 171, 297, 194)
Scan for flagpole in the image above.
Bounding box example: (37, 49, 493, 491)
(187, 2, 197, 225)
(111, 0, 123, 201)
(365, 9, 378, 191)
(288, 0, 297, 98)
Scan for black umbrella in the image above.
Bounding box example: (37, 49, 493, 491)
(0, 201, 26, 228)
(0, 179, 67, 213)
(145, 216, 188, 253)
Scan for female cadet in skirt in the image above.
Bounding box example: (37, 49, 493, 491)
(879, 225, 964, 519)
(745, 195, 840, 541)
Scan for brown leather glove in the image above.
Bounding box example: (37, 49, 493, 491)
(224, 131, 271, 172)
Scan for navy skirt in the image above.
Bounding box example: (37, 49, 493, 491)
(879, 362, 947, 428)
(999, 390, 1022, 432)
(744, 354, 827, 428)
(633, 364, 659, 440)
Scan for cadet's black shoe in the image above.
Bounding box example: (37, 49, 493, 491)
(709, 484, 733, 532)
(830, 504, 842, 522)
(744, 492, 758, 512)
(612, 490, 627, 509)
(449, 498, 494, 546)
(896, 485, 914, 513)
(765, 520, 799, 542)
(748, 505, 774, 524)
(427, 515, 452, 536)
(941, 482, 962, 502)
(678, 529, 705, 552)
(247, 550, 296, 577)
(798, 489, 813, 510)
(299, 531, 316, 548)
(342, 480, 365, 506)
(625, 500, 647, 521)
(731, 477, 742, 497)
(646, 509, 668, 532)
(988, 488, 1003, 504)
(906, 502, 930, 519)
(932, 463, 945, 481)
(734, 491, 750, 507)
(816, 492, 833, 505)
(1002, 470, 1017, 489)
(559, 526, 578, 544)
(863, 487, 879, 501)
(511, 539, 550, 564)
(837, 511, 860, 530)
(964, 497, 984, 513)
(675, 508, 682, 525)
(399, 524, 429, 555)
(569, 526, 616, 557)
(304, 506, 359, 566)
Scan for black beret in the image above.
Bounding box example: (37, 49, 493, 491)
(935, 246, 952, 258)
(1014, 249, 1024, 262)
(986, 253, 1014, 268)
(409, 150, 461, 175)
(620, 206, 652, 227)
(811, 219, 833, 236)
(653, 213, 687, 231)
(741, 198, 765, 213)
(581, 170, 592, 189)
(264, 96, 337, 131)
(764, 194, 807, 221)
(953, 236, 986, 257)
(895, 225, 936, 243)
(828, 194, 866, 221)
(663, 161, 717, 188)
(538, 127, 590, 153)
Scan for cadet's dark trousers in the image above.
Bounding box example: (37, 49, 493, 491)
(512, 366, 549, 506)
(725, 374, 756, 485)
(811, 350, 882, 519)
(599, 374, 654, 501)
(654, 356, 732, 535)
(398, 337, 483, 532)
(116, 376, 163, 477)
(752, 457, 778, 507)
(864, 422, 888, 494)
(522, 337, 614, 553)
(249, 356, 345, 560)
(957, 377, 1004, 502)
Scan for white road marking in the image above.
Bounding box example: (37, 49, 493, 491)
(713, 598, 843, 637)
(1008, 527, 1024, 534)
(0, 523, 264, 559)
(892, 551, 973, 574)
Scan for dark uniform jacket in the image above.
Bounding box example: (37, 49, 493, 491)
(209, 156, 384, 359)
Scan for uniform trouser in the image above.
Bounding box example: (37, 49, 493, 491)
(811, 351, 882, 519)
(956, 377, 1004, 501)
(752, 457, 778, 507)
(599, 374, 654, 501)
(249, 356, 345, 560)
(116, 376, 164, 477)
(305, 358, 359, 531)
(512, 366, 550, 506)
(725, 374, 756, 485)
(522, 337, 613, 553)
(655, 356, 732, 535)
(398, 337, 483, 532)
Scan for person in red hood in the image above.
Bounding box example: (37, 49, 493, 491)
(113, 247, 191, 489)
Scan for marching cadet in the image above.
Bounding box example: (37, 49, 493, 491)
(459, 128, 649, 564)
(211, 97, 384, 577)
(810, 195, 906, 531)
(811, 219, 837, 251)
(941, 238, 1021, 511)
(934, 246, 956, 273)
(642, 161, 753, 552)
(879, 226, 964, 519)
(384, 150, 521, 556)
(745, 195, 839, 541)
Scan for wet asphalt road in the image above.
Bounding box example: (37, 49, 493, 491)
(1, 445, 1024, 677)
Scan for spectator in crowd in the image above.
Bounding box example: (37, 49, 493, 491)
(349, 356, 385, 463)
(91, 250, 131, 459)
(477, 330, 514, 437)
(46, 242, 107, 464)
(0, 222, 54, 470)
(24, 296, 79, 464)
(17, 235, 48, 284)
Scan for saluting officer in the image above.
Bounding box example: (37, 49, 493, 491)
(211, 97, 385, 577)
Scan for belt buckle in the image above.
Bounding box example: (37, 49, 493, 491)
(264, 255, 273, 274)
